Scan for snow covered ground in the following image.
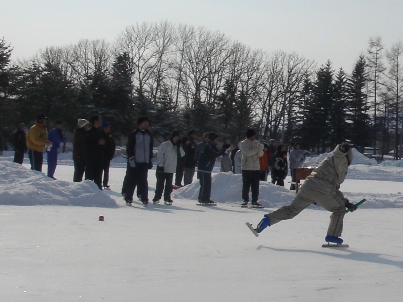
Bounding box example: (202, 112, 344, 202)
(0, 150, 402, 302)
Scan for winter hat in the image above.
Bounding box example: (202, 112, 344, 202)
(36, 113, 49, 123)
(263, 143, 269, 149)
(208, 132, 219, 141)
(202, 132, 209, 139)
(137, 116, 149, 126)
(339, 142, 351, 153)
(293, 142, 300, 148)
(77, 119, 89, 128)
(170, 130, 180, 139)
(102, 120, 110, 128)
(188, 129, 196, 137)
(18, 123, 25, 128)
(55, 120, 63, 125)
(246, 128, 256, 138)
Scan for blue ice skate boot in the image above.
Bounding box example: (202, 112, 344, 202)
(325, 235, 343, 244)
(256, 216, 270, 233)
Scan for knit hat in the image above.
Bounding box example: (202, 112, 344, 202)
(293, 142, 300, 148)
(102, 120, 110, 128)
(77, 119, 89, 128)
(188, 129, 196, 137)
(137, 116, 149, 125)
(36, 113, 49, 123)
(170, 130, 180, 139)
(208, 132, 218, 141)
(246, 128, 256, 138)
(202, 132, 209, 138)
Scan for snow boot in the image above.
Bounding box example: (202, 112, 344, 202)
(241, 201, 248, 207)
(256, 216, 270, 233)
(251, 201, 263, 208)
(325, 235, 343, 244)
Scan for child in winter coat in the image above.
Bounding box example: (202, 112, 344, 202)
(271, 150, 288, 186)
(153, 130, 185, 205)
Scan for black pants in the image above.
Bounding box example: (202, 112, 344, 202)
(271, 177, 284, 187)
(102, 160, 111, 187)
(28, 149, 43, 172)
(85, 161, 103, 189)
(198, 172, 212, 201)
(73, 159, 86, 182)
(184, 167, 195, 185)
(13, 150, 25, 164)
(125, 163, 149, 202)
(175, 163, 185, 186)
(242, 170, 260, 203)
(154, 171, 174, 201)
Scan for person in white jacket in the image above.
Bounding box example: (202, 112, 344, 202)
(153, 130, 185, 205)
(239, 129, 264, 207)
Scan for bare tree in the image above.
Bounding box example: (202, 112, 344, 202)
(385, 41, 403, 159)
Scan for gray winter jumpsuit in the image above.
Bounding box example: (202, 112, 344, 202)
(266, 144, 353, 237)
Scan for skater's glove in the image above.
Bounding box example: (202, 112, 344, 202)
(345, 201, 357, 212)
(129, 156, 136, 168)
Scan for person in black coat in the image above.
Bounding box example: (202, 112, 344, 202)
(183, 129, 198, 185)
(175, 136, 188, 187)
(73, 119, 89, 182)
(85, 115, 105, 189)
(101, 121, 116, 189)
(197, 132, 230, 204)
(13, 123, 27, 164)
(271, 150, 288, 186)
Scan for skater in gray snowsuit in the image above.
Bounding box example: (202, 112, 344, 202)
(253, 143, 358, 244)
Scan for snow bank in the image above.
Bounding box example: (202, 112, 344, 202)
(173, 172, 294, 208)
(0, 161, 118, 208)
(305, 148, 378, 166)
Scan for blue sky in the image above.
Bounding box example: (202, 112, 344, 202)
(2, 0, 402, 72)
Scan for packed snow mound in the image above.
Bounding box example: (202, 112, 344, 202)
(173, 172, 294, 208)
(305, 148, 377, 166)
(0, 161, 118, 208)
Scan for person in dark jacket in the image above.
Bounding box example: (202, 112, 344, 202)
(197, 132, 230, 204)
(46, 120, 66, 179)
(175, 136, 188, 187)
(73, 119, 89, 182)
(85, 115, 105, 189)
(183, 129, 198, 185)
(125, 116, 154, 205)
(101, 121, 116, 189)
(271, 150, 288, 186)
(271, 144, 286, 184)
(13, 123, 27, 164)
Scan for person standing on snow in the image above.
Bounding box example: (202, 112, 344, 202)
(252, 143, 357, 244)
(183, 129, 198, 185)
(26, 113, 51, 172)
(289, 142, 306, 190)
(46, 120, 66, 179)
(271, 144, 287, 186)
(153, 130, 185, 205)
(100, 120, 116, 190)
(13, 123, 27, 164)
(125, 116, 154, 205)
(73, 119, 89, 182)
(85, 115, 105, 189)
(197, 132, 230, 204)
(239, 129, 264, 208)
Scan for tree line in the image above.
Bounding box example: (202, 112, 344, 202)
(0, 22, 402, 158)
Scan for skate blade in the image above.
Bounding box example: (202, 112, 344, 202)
(245, 222, 259, 237)
(322, 243, 349, 248)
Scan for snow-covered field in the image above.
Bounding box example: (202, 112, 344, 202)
(0, 150, 402, 302)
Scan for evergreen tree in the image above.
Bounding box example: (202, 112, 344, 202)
(329, 68, 348, 147)
(302, 61, 333, 152)
(346, 55, 371, 151)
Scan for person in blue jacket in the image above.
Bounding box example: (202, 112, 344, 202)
(197, 132, 230, 204)
(47, 120, 66, 179)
